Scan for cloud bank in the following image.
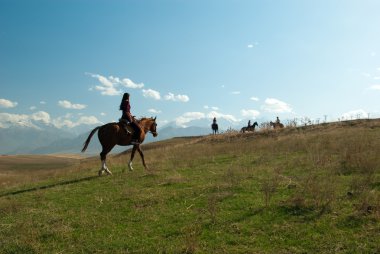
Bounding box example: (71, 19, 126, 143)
(0, 98, 18, 108)
(142, 89, 161, 100)
(58, 100, 87, 110)
(262, 98, 292, 113)
(0, 111, 101, 129)
(175, 112, 205, 127)
(87, 73, 144, 96)
(164, 93, 189, 102)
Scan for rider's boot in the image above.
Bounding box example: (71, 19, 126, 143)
(123, 125, 131, 135)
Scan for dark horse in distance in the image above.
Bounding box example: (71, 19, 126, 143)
(241, 121, 258, 133)
(211, 123, 218, 135)
(270, 121, 284, 129)
(82, 117, 158, 175)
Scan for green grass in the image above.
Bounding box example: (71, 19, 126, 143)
(1, 120, 380, 253)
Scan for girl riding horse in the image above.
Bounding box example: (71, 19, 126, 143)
(119, 93, 142, 145)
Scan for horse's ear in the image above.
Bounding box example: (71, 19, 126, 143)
(154, 116, 156, 121)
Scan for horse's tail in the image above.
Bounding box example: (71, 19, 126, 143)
(81, 126, 101, 153)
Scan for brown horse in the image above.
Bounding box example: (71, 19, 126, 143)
(241, 121, 258, 133)
(81, 117, 158, 175)
(270, 121, 284, 129)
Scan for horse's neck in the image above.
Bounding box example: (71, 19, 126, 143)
(139, 120, 152, 133)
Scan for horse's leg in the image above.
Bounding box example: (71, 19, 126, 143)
(136, 145, 148, 170)
(128, 145, 138, 171)
(99, 145, 114, 176)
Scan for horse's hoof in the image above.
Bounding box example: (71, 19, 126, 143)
(128, 162, 134, 171)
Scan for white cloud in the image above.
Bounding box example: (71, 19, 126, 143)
(30, 111, 51, 124)
(204, 105, 219, 111)
(52, 119, 76, 129)
(241, 109, 261, 119)
(148, 108, 162, 114)
(247, 42, 259, 48)
(207, 111, 239, 123)
(100, 112, 106, 116)
(377, 67, 380, 71)
(142, 89, 161, 100)
(164, 93, 190, 102)
(250, 96, 259, 101)
(369, 85, 380, 90)
(107, 76, 144, 89)
(262, 98, 292, 113)
(0, 113, 32, 128)
(0, 98, 18, 108)
(0, 111, 101, 129)
(77, 116, 101, 125)
(341, 109, 368, 120)
(58, 100, 87, 110)
(94, 85, 121, 96)
(52, 115, 101, 129)
(0, 111, 51, 129)
(175, 112, 205, 127)
(40, 101, 46, 105)
(120, 78, 144, 89)
(30, 106, 37, 111)
(232, 91, 241, 95)
(87, 73, 144, 96)
(374, 77, 380, 80)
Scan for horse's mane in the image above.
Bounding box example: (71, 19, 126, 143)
(138, 116, 154, 121)
(136, 117, 156, 123)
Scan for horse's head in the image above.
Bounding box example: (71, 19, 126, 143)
(149, 117, 158, 137)
(253, 121, 258, 126)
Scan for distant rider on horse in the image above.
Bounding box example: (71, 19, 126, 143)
(119, 93, 142, 145)
(211, 117, 218, 134)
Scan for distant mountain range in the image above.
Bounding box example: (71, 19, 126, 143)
(0, 116, 270, 154)
(0, 120, 217, 155)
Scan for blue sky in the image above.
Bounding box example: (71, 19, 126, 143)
(1, 0, 380, 130)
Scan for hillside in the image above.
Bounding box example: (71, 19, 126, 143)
(0, 119, 379, 253)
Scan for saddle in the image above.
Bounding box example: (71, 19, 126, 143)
(119, 119, 134, 135)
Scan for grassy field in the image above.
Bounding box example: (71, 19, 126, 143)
(0, 119, 379, 253)
(0, 154, 84, 189)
